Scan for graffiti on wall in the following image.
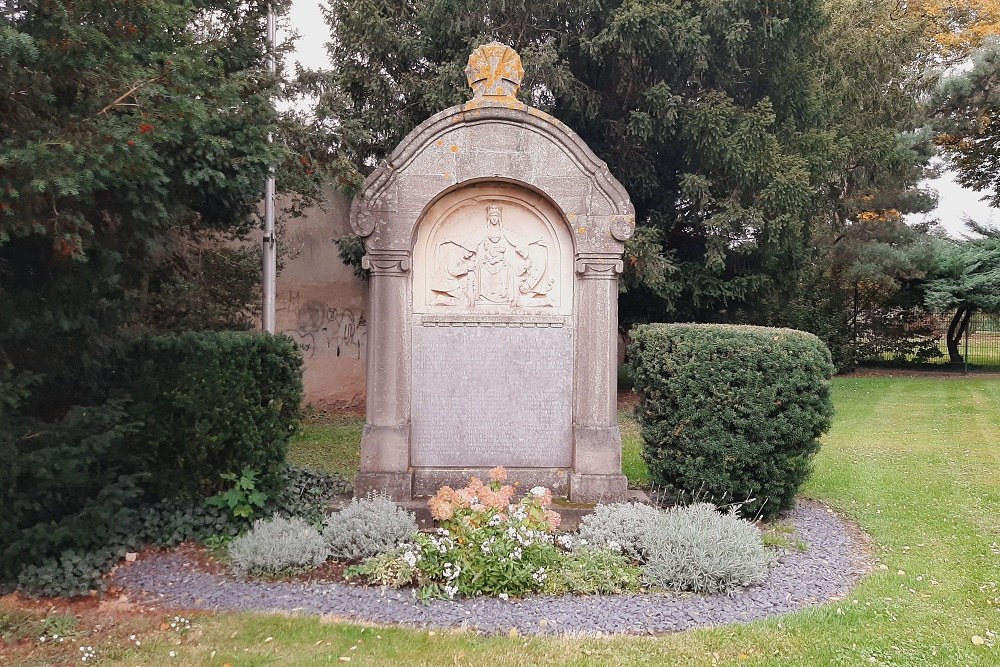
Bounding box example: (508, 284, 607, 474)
(279, 291, 367, 361)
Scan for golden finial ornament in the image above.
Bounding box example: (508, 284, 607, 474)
(465, 42, 524, 102)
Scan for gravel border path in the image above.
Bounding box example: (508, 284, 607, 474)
(112, 499, 875, 636)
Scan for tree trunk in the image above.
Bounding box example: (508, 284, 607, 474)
(946, 305, 973, 363)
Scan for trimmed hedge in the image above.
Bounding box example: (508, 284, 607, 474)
(112, 331, 303, 499)
(629, 324, 834, 520)
(1, 331, 303, 593)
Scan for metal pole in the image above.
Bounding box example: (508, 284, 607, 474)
(262, 5, 277, 333)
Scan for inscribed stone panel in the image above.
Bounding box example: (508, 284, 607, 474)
(410, 324, 573, 468)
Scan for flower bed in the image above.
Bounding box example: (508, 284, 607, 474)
(229, 467, 772, 601)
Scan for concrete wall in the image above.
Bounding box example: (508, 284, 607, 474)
(275, 189, 368, 409)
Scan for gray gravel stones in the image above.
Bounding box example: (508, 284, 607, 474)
(112, 499, 873, 636)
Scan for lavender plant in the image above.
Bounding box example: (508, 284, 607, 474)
(227, 515, 328, 576)
(576, 501, 664, 560)
(640, 503, 770, 594)
(322, 492, 418, 561)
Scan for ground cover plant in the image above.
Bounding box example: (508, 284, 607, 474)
(577, 502, 771, 594)
(319, 467, 766, 600)
(346, 469, 596, 600)
(1, 332, 305, 597)
(0, 375, 992, 666)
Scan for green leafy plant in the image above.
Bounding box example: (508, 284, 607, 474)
(344, 550, 416, 588)
(40, 613, 80, 640)
(207, 468, 269, 520)
(7, 465, 340, 597)
(0, 609, 45, 643)
(109, 331, 304, 500)
(542, 548, 642, 596)
(273, 467, 353, 526)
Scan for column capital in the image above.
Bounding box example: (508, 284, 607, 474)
(362, 249, 411, 275)
(575, 253, 623, 279)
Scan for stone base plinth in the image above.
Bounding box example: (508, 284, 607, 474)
(355, 472, 413, 502)
(412, 467, 570, 497)
(572, 425, 623, 471)
(569, 473, 628, 504)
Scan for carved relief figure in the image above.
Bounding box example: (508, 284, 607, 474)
(429, 204, 555, 309)
(430, 241, 478, 306)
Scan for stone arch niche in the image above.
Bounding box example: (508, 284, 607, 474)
(350, 43, 635, 502)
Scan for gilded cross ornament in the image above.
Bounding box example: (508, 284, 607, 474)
(465, 42, 524, 101)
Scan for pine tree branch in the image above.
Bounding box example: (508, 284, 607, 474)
(97, 77, 162, 116)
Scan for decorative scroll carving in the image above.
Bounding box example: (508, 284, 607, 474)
(429, 204, 556, 309)
(465, 42, 524, 101)
(354, 207, 377, 236)
(610, 215, 636, 241)
(362, 249, 411, 275)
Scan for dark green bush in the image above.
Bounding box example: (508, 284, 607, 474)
(629, 324, 834, 520)
(1, 331, 304, 595)
(0, 402, 147, 585)
(110, 331, 304, 499)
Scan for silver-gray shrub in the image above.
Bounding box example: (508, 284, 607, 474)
(576, 501, 664, 560)
(228, 515, 329, 576)
(640, 503, 770, 594)
(323, 492, 418, 560)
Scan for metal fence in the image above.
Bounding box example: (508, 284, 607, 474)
(856, 309, 1000, 371)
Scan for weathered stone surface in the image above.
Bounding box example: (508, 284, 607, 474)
(411, 184, 572, 316)
(411, 324, 573, 468)
(269, 189, 366, 410)
(350, 44, 635, 502)
(569, 473, 630, 505)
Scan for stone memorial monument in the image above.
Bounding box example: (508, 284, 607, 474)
(350, 42, 635, 503)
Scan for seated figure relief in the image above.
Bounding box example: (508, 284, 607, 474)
(430, 204, 555, 309)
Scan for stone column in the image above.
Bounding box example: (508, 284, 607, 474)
(570, 253, 628, 503)
(355, 249, 413, 500)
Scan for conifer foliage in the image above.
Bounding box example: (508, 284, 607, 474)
(321, 0, 938, 331)
(0, 1, 322, 592)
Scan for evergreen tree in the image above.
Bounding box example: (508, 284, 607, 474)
(933, 38, 1000, 205)
(925, 223, 1000, 362)
(321, 0, 938, 337)
(0, 0, 327, 418)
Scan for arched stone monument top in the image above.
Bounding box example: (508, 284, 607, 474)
(350, 47, 635, 255)
(353, 44, 634, 504)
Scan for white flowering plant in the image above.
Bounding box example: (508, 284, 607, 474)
(347, 467, 565, 601)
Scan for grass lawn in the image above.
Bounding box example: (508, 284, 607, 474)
(286, 413, 364, 479)
(3, 377, 998, 666)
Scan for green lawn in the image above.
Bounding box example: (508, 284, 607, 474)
(286, 413, 364, 479)
(6, 377, 999, 666)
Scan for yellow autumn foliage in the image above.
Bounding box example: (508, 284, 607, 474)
(909, 0, 1000, 54)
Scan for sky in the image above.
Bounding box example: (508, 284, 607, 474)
(915, 164, 1000, 237)
(286, 0, 999, 239)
